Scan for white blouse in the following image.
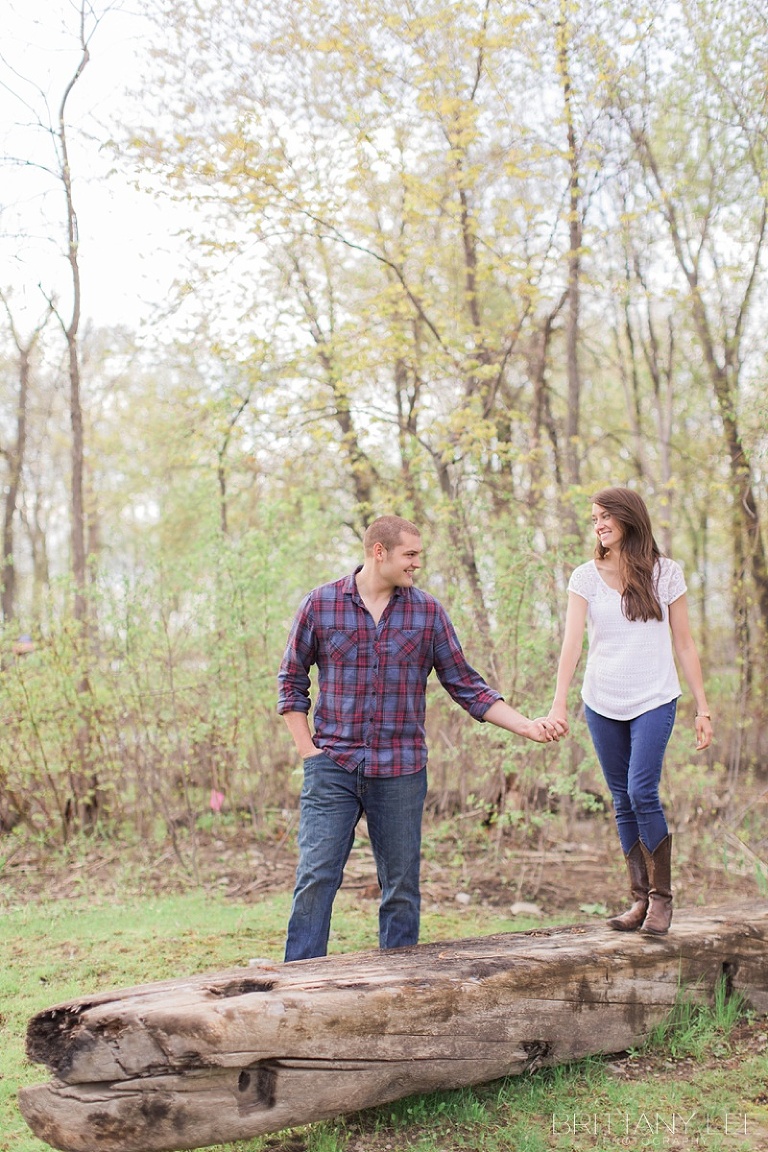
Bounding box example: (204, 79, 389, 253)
(568, 557, 687, 720)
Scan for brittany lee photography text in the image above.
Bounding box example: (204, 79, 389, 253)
(550, 1111, 750, 1139)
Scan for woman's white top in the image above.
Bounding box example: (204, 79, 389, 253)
(568, 557, 687, 720)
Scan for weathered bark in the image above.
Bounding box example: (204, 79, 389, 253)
(19, 901, 768, 1152)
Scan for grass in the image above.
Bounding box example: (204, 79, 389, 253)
(0, 886, 547, 1152)
(0, 891, 284, 1152)
(2, 884, 768, 1152)
(642, 974, 749, 1062)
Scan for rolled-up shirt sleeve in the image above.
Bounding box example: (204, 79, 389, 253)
(432, 603, 502, 719)
(277, 595, 317, 715)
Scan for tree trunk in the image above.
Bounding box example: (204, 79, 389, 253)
(56, 3, 97, 831)
(19, 901, 768, 1152)
(557, 2, 583, 493)
(1, 352, 28, 625)
(58, 30, 89, 628)
(0, 298, 50, 625)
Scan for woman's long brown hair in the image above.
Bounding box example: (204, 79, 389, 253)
(592, 487, 663, 622)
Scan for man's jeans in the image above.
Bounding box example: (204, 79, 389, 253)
(284, 752, 428, 962)
(584, 699, 677, 855)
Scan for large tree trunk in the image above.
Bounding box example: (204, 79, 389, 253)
(19, 901, 768, 1152)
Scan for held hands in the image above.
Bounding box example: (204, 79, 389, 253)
(482, 700, 569, 743)
(526, 714, 569, 743)
(533, 706, 570, 744)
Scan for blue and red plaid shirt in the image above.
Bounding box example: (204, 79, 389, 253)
(277, 567, 502, 777)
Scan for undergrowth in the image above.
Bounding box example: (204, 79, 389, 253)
(642, 973, 749, 1061)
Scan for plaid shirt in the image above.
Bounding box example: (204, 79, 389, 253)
(277, 568, 502, 777)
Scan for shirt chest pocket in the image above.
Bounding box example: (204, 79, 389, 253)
(325, 630, 359, 663)
(386, 628, 424, 663)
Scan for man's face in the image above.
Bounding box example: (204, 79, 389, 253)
(380, 532, 423, 587)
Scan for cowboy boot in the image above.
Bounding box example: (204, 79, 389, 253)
(607, 840, 649, 931)
(639, 834, 673, 935)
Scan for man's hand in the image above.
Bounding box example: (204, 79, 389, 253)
(282, 711, 319, 758)
(527, 715, 569, 743)
(484, 700, 568, 742)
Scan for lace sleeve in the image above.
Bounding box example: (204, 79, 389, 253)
(659, 558, 687, 605)
(567, 562, 594, 601)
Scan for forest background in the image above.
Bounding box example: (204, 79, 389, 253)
(1, 0, 767, 868)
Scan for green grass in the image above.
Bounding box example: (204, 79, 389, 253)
(2, 889, 767, 1152)
(0, 887, 547, 1152)
(1, 890, 284, 1152)
(642, 974, 749, 1061)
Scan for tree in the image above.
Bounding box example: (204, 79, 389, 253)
(604, 0, 768, 688)
(0, 294, 52, 625)
(48, 2, 97, 628)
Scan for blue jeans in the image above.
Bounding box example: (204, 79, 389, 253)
(284, 753, 428, 961)
(584, 700, 677, 855)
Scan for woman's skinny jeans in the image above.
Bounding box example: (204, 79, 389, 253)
(584, 699, 677, 855)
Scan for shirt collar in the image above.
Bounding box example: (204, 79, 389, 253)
(345, 566, 407, 602)
(343, 567, 362, 594)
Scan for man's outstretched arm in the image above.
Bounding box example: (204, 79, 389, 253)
(484, 699, 568, 743)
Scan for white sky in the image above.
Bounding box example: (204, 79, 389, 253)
(1, 0, 184, 335)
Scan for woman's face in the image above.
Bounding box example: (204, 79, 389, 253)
(591, 503, 624, 551)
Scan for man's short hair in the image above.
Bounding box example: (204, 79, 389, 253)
(363, 515, 420, 555)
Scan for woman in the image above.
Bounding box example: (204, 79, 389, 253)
(548, 488, 713, 934)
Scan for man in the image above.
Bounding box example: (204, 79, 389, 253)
(277, 515, 565, 961)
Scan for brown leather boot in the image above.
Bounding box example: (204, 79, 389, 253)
(607, 840, 649, 931)
(639, 834, 673, 935)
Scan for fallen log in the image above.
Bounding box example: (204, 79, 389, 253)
(19, 900, 768, 1152)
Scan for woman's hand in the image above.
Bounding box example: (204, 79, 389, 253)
(526, 715, 569, 743)
(670, 597, 713, 753)
(483, 701, 567, 742)
(539, 707, 569, 742)
(695, 713, 713, 751)
(547, 706, 569, 732)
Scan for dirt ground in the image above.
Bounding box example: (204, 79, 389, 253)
(0, 804, 764, 917)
